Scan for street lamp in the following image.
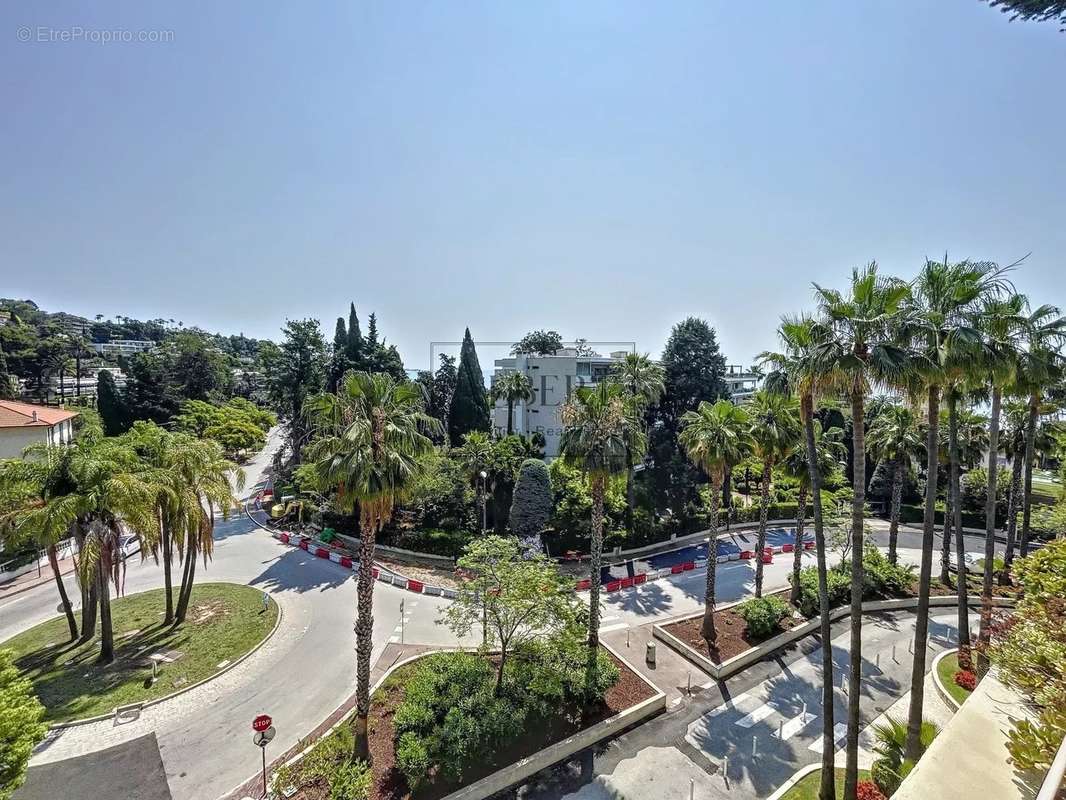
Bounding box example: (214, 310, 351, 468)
(479, 470, 488, 534)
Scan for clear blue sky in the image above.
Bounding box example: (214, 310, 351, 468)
(3, 1, 1064, 370)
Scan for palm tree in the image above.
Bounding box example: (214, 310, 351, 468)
(304, 371, 438, 761)
(454, 431, 493, 532)
(678, 400, 751, 643)
(489, 371, 534, 436)
(560, 381, 641, 658)
(610, 353, 665, 533)
(746, 390, 801, 597)
(781, 422, 845, 603)
(760, 313, 842, 800)
(974, 294, 1026, 675)
(812, 263, 911, 799)
(1015, 305, 1066, 561)
(173, 439, 242, 625)
(999, 399, 1028, 580)
(902, 255, 1010, 761)
(867, 403, 922, 564)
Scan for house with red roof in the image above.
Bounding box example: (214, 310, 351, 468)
(0, 400, 78, 459)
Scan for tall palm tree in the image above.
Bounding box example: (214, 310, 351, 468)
(678, 400, 751, 643)
(489, 371, 534, 436)
(560, 381, 641, 659)
(747, 390, 802, 597)
(974, 294, 1026, 675)
(304, 371, 438, 761)
(453, 430, 493, 532)
(610, 353, 665, 533)
(902, 255, 1010, 761)
(760, 313, 842, 800)
(867, 403, 922, 564)
(812, 263, 911, 800)
(999, 399, 1029, 580)
(173, 439, 242, 625)
(1015, 305, 1066, 560)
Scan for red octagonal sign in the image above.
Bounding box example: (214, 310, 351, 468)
(252, 714, 272, 733)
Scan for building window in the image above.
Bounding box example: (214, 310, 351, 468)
(576, 362, 591, 377)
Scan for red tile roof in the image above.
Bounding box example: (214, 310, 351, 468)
(0, 400, 78, 429)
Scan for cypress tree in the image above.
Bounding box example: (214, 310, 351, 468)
(366, 313, 379, 350)
(448, 328, 489, 445)
(330, 317, 348, 391)
(346, 302, 364, 368)
(96, 370, 129, 435)
(0, 342, 14, 399)
(510, 459, 553, 545)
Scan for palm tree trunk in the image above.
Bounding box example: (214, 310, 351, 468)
(940, 489, 953, 585)
(174, 537, 197, 625)
(352, 517, 376, 763)
(977, 387, 1001, 676)
(75, 349, 82, 397)
(588, 474, 605, 651)
(48, 543, 78, 641)
(801, 394, 835, 800)
(624, 443, 635, 535)
(844, 391, 866, 800)
(506, 399, 514, 436)
(97, 568, 114, 664)
(906, 384, 940, 761)
(790, 484, 807, 607)
(162, 524, 174, 626)
(948, 394, 971, 654)
(1020, 394, 1038, 557)
(754, 460, 771, 598)
(1002, 452, 1023, 584)
(888, 459, 903, 564)
(702, 477, 720, 643)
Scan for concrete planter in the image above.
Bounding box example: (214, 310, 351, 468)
(653, 596, 1016, 681)
(931, 648, 964, 711)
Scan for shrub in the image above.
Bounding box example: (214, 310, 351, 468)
(329, 761, 372, 800)
(271, 724, 370, 800)
(856, 779, 887, 800)
(508, 638, 619, 711)
(794, 564, 851, 617)
(954, 670, 977, 692)
(863, 546, 916, 597)
(395, 731, 430, 790)
(738, 595, 791, 640)
(870, 757, 902, 797)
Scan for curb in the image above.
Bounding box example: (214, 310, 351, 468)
(766, 763, 822, 800)
(931, 648, 964, 711)
(45, 587, 284, 730)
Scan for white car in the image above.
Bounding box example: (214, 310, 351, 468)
(119, 534, 141, 560)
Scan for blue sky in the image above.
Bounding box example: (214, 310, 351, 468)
(3, 1, 1064, 370)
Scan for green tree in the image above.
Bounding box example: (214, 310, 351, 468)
(510, 459, 553, 548)
(441, 535, 579, 695)
(679, 399, 752, 643)
(266, 319, 327, 461)
(96, 369, 129, 435)
(985, 0, 1066, 29)
(418, 353, 457, 443)
(0, 342, 14, 399)
(172, 331, 232, 400)
(346, 302, 364, 367)
(511, 329, 563, 356)
(449, 328, 490, 445)
(329, 316, 349, 392)
(0, 649, 46, 800)
(812, 263, 911, 797)
(1000, 399, 1029, 581)
(610, 353, 665, 534)
(490, 371, 534, 436)
(867, 403, 923, 564)
(124, 348, 182, 425)
(560, 382, 641, 664)
(454, 431, 494, 533)
(747, 390, 802, 597)
(305, 371, 439, 762)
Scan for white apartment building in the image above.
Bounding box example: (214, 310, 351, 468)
(491, 348, 631, 459)
(725, 364, 761, 403)
(92, 339, 157, 357)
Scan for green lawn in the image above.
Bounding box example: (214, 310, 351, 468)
(935, 651, 973, 706)
(780, 768, 872, 800)
(0, 582, 278, 723)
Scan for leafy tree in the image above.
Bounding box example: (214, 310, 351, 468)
(490, 371, 534, 436)
(561, 381, 643, 666)
(0, 343, 14, 399)
(417, 354, 457, 443)
(124, 348, 182, 425)
(172, 331, 232, 400)
(511, 329, 563, 356)
(305, 371, 439, 762)
(867, 403, 923, 563)
(449, 328, 489, 445)
(679, 399, 752, 643)
(510, 459, 552, 549)
(0, 649, 46, 800)
(985, 0, 1066, 29)
(266, 319, 327, 460)
(453, 431, 493, 533)
(96, 370, 129, 435)
(611, 353, 665, 533)
(441, 535, 579, 695)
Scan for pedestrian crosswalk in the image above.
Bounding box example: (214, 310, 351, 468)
(689, 690, 836, 749)
(808, 723, 849, 753)
(599, 615, 627, 633)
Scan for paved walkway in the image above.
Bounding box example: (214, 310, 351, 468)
(0, 554, 76, 600)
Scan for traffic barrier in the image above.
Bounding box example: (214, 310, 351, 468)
(371, 566, 380, 579)
(299, 540, 309, 551)
(761, 548, 774, 564)
(620, 577, 634, 589)
(682, 561, 696, 571)
(340, 556, 353, 569)
(671, 564, 685, 574)
(634, 573, 647, 585)
(315, 547, 329, 559)
(782, 543, 794, 553)
(606, 580, 622, 592)
(717, 555, 730, 564)
(407, 579, 424, 593)
(740, 550, 754, 560)
(423, 585, 442, 596)
(804, 540, 816, 550)
(576, 578, 591, 591)
(729, 552, 741, 561)
(328, 551, 343, 563)
(278, 532, 289, 544)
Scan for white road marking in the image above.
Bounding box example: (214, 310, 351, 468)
(705, 692, 760, 718)
(773, 711, 818, 740)
(735, 702, 779, 728)
(599, 623, 629, 633)
(808, 722, 849, 753)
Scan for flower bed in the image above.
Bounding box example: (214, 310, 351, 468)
(660, 592, 799, 665)
(278, 648, 657, 800)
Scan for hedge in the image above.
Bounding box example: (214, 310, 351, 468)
(897, 504, 1006, 529)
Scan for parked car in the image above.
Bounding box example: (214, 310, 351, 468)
(119, 534, 141, 560)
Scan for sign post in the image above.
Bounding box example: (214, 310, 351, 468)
(400, 598, 405, 645)
(252, 715, 275, 798)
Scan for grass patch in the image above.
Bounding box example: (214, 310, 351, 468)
(780, 768, 872, 800)
(1, 582, 278, 723)
(935, 651, 973, 706)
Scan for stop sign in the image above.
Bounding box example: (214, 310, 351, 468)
(252, 714, 272, 732)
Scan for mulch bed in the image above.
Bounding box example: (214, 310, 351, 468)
(288, 650, 654, 800)
(661, 591, 800, 665)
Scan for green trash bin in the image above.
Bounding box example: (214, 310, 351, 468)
(319, 528, 336, 543)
